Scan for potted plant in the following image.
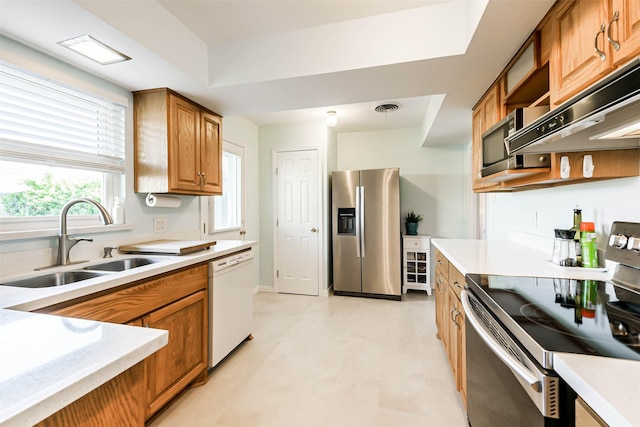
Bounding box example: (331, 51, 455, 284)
(404, 210, 423, 235)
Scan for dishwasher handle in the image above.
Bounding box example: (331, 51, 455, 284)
(461, 290, 542, 393)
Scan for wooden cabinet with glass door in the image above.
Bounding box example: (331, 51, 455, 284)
(134, 88, 222, 195)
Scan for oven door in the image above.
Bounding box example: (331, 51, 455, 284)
(461, 290, 575, 427)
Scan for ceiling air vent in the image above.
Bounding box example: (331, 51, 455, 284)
(374, 103, 399, 113)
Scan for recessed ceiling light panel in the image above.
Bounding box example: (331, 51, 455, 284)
(58, 35, 131, 65)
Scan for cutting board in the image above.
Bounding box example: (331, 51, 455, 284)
(119, 239, 217, 255)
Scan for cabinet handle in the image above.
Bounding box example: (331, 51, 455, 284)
(453, 310, 461, 328)
(594, 23, 607, 61)
(453, 281, 463, 290)
(451, 306, 458, 323)
(607, 10, 620, 51)
(197, 171, 206, 186)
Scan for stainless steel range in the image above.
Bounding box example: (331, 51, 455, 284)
(463, 221, 640, 427)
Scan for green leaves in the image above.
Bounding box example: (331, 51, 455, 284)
(0, 173, 102, 217)
(404, 210, 423, 223)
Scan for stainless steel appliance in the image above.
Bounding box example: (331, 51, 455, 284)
(209, 248, 254, 368)
(508, 57, 640, 155)
(331, 168, 401, 300)
(463, 221, 640, 427)
(481, 106, 550, 177)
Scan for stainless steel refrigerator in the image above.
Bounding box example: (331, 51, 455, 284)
(331, 168, 401, 300)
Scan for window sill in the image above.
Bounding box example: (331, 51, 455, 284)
(0, 224, 133, 242)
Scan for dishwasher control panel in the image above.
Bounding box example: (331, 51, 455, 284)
(211, 248, 253, 273)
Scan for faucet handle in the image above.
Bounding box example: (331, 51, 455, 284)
(103, 246, 118, 258)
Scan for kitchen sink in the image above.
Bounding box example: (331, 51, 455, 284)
(0, 270, 111, 289)
(83, 258, 163, 272)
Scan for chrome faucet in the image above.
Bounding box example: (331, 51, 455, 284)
(55, 198, 113, 266)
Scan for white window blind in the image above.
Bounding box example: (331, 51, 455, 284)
(0, 61, 126, 174)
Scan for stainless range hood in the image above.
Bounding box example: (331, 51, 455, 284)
(507, 57, 640, 155)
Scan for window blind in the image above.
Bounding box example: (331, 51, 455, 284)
(0, 61, 126, 174)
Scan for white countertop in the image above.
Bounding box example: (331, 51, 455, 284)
(431, 238, 639, 427)
(0, 239, 255, 426)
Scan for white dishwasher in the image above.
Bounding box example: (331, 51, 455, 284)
(209, 247, 254, 368)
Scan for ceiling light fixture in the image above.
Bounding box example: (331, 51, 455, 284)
(326, 110, 338, 127)
(58, 35, 131, 65)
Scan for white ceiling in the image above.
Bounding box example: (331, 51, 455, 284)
(0, 0, 555, 145)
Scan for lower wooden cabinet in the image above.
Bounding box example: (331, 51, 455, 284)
(434, 249, 467, 408)
(36, 362, 145, 427)
(144, 290, 207, 419)
(576, 396, 608, 427)
(34, 263, 209, 424)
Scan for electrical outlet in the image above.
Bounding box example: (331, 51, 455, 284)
(153, 217, 167, 233)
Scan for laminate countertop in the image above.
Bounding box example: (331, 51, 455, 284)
(0, 239, 256, 427)
(432, 238, 639, 427)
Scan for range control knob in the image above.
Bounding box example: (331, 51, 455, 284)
(609, 234, 629, 249)
(627, 237, 640, 251)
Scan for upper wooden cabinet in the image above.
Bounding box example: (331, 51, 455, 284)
(550, 0, 640, 105)
(610, 0, 640, 66)
(471, 0, 640, 193)
(134, 88, 222, 196)
(471, 82, 502, 190)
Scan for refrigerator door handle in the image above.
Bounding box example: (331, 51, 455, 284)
(360, 186, 365, 258)
(355, 186, 361, 258)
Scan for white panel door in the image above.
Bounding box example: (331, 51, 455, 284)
(276, 149, 319, 296)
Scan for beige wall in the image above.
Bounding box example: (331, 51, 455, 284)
(337, 128, 472, 240)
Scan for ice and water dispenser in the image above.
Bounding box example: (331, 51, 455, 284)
(337, 208, 356, 235)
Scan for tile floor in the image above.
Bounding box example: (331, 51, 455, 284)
(149, 291, 468, 427)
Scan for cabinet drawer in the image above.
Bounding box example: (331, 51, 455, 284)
(36, 263, 208, 323)
(448, 264, 466, 299)
(435, 250, 449, 280)
(403, 236, 430, 250)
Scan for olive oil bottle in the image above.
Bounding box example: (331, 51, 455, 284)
(571, 208, 582, 266)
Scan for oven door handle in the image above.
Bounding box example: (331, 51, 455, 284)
(461, 290, 542, 393)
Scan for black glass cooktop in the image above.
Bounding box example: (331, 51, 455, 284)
(466, 274, 640, 364)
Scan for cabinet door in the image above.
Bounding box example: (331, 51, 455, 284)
(435, 274, 444, 339)
(144, 290, 208, 419)
(481, 84, 501, 131)
(446, 285, 459, 387)
(471, 107, 484, 185)
(576, 396, 607, 427)
(201, 111, 222, 194)
(435, 250, 449, 342)
(611, 0, 640, 66)
(169, 94, 201, 192)
(36, 362, 145, 427)
(472, 82, 502, 189)
(551, 0, 613, 104)
(458, 307, 467, 409)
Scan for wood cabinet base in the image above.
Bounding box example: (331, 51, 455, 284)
(36, 362, 144, 427)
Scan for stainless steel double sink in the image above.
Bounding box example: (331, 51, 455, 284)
(1, 258, 163, 289)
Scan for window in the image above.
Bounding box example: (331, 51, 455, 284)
(205, 141, 244, 234)
(0, 61, 125, 229)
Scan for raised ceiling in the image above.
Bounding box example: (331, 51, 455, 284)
(0, 0, 555, 144)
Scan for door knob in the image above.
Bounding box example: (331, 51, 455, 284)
(311, 227, 318, 232)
